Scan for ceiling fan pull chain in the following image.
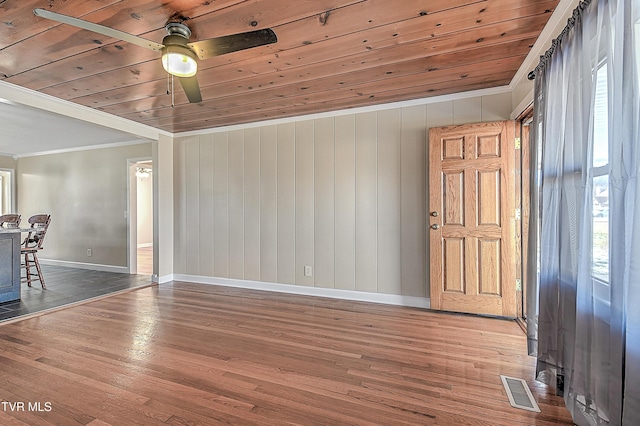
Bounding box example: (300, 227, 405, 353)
(166, 72, 175, 107)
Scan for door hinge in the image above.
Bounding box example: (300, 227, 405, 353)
(515, 137, 521, 150)
(515, 208, 521, 220)
(516, 279, 522, 292)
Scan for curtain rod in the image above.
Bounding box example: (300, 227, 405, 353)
(527, 0, 593, 80)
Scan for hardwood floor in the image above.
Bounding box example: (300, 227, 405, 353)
(136, 246, 153, 276)
(0, 265, 152, 323)
(0, 282, 574, 425)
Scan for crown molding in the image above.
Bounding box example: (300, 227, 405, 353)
(509, 0, 580, 91)
(0, 79, 171, 140)
(13, 139, 152, 159)
(174, 85, 511, 137)
(508, 0, 581, 120)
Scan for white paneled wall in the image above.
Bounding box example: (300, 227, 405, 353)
(174, 94, 511, 297)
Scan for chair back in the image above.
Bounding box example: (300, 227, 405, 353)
(24, 214, 51, 250)
(0, 214, 21, 228)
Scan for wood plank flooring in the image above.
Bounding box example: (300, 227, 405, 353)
(137, 246, 153, 276)
(0, 282, 574, 425)
(0, 265, 152, 323)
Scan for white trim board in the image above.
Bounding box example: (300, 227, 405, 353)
(507, 0, 581, 118)
(158, 274, 172, 284)
(511, 88, 535, 120)
(39, 259, 129, 274)
(13, 139, 152, 159)
(508, 0, 581, 91)
(169, 274, 430, 309)
(174, 85, 511, 138)
(0, 79, 168, 141)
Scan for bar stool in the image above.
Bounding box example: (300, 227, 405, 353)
(0, 214, 21, 228)
(21, 214, 51, 289)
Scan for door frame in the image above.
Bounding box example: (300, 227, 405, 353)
(516, 105, 534, 327)
(127, 157, 153, 275)
(0, 168, 16, 215)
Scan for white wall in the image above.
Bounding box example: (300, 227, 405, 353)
(17, 143, 152, 269)
(173, 93, 512, 297)
(0, 156, 16, 169)
(0, 156, 17, 215)
(136, 172, 153, 246)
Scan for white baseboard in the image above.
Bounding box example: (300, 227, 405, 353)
(39, 259, 129, 274)
(170, 274, 430, 309)
(158, 274, 173, 284)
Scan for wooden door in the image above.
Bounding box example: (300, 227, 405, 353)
(429, 121, 517, 317)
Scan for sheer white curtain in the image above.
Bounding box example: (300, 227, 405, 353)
(527, 0, 640, 424)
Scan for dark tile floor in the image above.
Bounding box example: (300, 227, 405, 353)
(0, 265, 153, 322)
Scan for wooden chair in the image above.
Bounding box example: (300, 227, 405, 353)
(0, 214, 21, 228)
(21, 214, 51, 289)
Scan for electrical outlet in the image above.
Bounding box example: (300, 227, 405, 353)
(87, 249, 92, 257)
(304, 265, 312, 277)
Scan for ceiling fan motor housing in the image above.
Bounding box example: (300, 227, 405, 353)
(162, 22, 193, 51)
(161, 23, 198, 77)
(164, 22, 192, 39)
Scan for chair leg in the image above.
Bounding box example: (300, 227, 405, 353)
(24, 253, 32, 287)
(33, 253, 46, 290)
(22, 252, 46, 290)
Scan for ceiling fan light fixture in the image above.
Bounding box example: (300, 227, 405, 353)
(33, 10, 278, 105)
(161, 45, 198, 77)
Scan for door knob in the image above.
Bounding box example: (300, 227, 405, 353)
(430, 211, 439, 217)
(431, 224, 440, 230)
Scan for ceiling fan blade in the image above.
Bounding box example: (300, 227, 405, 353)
(33, 8, 164, 52)
(188, 28, 277, 60)
(178, 76, 202, 103)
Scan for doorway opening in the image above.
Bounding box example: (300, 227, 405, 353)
(0, 169, 15, 214)
(128, 159, 153, 275)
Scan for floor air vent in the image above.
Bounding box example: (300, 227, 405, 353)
(500, 375, 541, 412)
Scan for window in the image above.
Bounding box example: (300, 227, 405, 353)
(591, 65, 609, 284)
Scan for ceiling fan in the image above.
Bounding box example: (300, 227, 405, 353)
(33, 8, 278, 103)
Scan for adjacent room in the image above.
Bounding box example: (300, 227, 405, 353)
(0, 0, 638, 425)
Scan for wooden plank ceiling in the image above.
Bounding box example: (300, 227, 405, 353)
(0, 0, 559, 134)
